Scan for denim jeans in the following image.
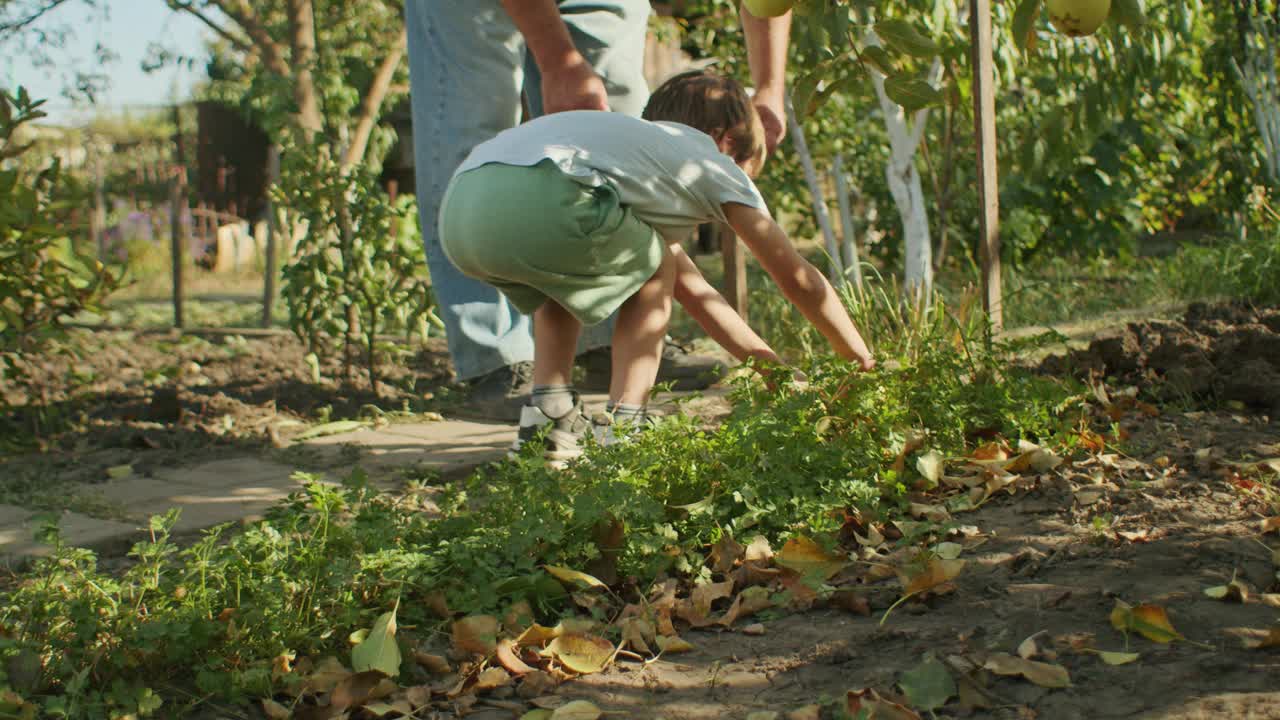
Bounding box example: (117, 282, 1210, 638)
(405, 0, 651, 381)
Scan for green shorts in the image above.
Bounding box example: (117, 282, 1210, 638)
(438, 159, 663, 326)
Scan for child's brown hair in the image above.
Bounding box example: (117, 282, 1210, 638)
(642, 69, 765, 172)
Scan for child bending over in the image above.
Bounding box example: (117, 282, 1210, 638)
(438, 70, 875, 463)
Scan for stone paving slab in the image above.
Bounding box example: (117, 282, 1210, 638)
(0, 389, 732, 564)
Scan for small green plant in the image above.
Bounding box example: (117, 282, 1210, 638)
(278, 144, 436, 394)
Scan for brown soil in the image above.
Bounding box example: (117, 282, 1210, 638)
(1040, 302, 1280, 414)
(0, 329, 453, 483)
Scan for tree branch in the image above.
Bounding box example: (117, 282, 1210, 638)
(0, 0, 75, 36)
(342, 28, 407, 169)
(166, 0, 253, 56)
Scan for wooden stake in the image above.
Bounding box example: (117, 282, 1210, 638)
(832, 154, 864, 294)
(720, 224, 748, 321)
(261, 144, 281, 328)
(171, 106, 186, 329)
(969, 0, 1003, 332)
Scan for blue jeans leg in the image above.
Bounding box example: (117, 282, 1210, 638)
(406, 0, 651, 381)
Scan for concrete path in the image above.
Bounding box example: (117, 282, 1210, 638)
(0, 391, 731, 564)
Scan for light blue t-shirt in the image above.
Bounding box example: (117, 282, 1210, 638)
(455, 111, 768, 241)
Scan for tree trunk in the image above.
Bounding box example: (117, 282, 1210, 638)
(784, 96, 843, 285)
(1231, 8, 1280, 187)
(288, 0, 323, 137)
(865, 33, 942, 297)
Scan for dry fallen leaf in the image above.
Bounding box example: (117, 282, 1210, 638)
(516, 623, 562, 647)
(1110, 601, 1184, 644)
(983, 653, 1071, 688)
(655, 634, 695, 654)
(304, 656, 352, 695)
(497, 639, 537, 675)
(1262, 517, 1280, 535)
(899, 558, 966, 596)
(545, 634, 614, 674)
(1089, 649, 1140, 665)
(261, 699, 291, 720)
(1017, 632, 1045, 660)
(710, 533, 746, 573)
(549, 700, 603, 720)
(775, 536, 848, 581)
(786, 705, 822, 720)
(413, 651, 452, 675)
(453, 615, 500, 655)
(619, 616, 655, 655)
(744, 535, 774, 562)
(742, 623, 766, 636)
(1245, 627, 1280, 650)
(845, 688, 922, 720)
(473, 666, 511, 692)
(330, 670, 388, 710)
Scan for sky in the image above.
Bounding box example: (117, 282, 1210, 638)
(3, 2, 211, 125)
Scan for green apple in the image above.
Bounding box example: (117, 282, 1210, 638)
(743, 0, 794, 19)
(1047, 0, 1112, 37)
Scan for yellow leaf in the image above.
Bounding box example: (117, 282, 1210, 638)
(106, 464, 133, 480)
(550, 700, 603, 720)
(1109, 601, 1184, 644)
(983, 652, 1071, 688)
(1094, 650, 1140, 665)
(545, 634, 615, 674)
(775, 536, 847, 581)
(655, 634, 695, 653)
(516, 623, 562, 647)
(1203, 580, 1249, 603)
(916, 450, 945, 486)
(544, 565, 607, 589)
(899, 558, 966, 596)
(971, 442, 1008, 461)
(453, 615, 500, 655)
(1262, 517, 1280, 535)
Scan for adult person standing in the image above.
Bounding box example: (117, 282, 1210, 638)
(405, 0, 791, 420)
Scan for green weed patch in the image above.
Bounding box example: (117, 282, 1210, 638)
(0, 334, 1085, 718)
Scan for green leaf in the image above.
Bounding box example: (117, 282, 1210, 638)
(1110, 0, 1145, 32)
(352, 607, 402, 677)
(883, 75, 944, 112)
(859, 45, 896, 76)
(1012, 0, 1042, 55)
(899, 657, 956, 712)
(875, 19, 939, 57)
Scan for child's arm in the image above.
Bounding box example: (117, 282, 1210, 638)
(669, 242, 782, 367)
(723, 203, 875, 370)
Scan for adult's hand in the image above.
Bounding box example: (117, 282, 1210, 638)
(752, 89, 787, 155)
(542, 57, 610, 114)
(501, 0, 610, 115)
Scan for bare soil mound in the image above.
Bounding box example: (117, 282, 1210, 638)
(1041, 302, 1280, 414)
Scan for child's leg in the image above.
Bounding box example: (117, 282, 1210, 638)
(533, 300, 581, 387)
(609, 243, 677, 406)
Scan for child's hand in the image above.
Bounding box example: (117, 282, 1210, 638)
(859, 356, 876, 372)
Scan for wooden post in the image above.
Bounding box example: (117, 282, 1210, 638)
(92, 151, 106, 259)
(720, 224, 748, 321)
(170, 106, 186, 330)
(261, 144, 282, 328)
(832, 154, 864, 294)
(969, 0, 1003, 332)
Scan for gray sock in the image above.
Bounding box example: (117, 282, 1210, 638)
(606, 402, 645, 425)
(532, 385, 576, 418)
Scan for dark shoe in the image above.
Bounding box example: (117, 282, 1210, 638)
(509, 392, 591, 467)
(454, 362, 533, 423)
(576, 341, 728, 393)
